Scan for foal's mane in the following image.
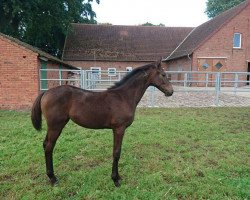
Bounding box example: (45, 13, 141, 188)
(108, 63, 155, 90)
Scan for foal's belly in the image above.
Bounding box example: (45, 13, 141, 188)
(71, 117, 111, 129)
(69, 107, 112, 129)
(69, 108, 134, 130)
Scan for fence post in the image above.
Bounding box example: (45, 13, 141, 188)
(39, 69, 42, 91)
(148, 86, 156, 107)
(234, 73, 239, 94)
(59, 68, 62, 85)
(184, 73, 188, 88)
(205, 73, 209, 88)
(80, 70, 84, 89)
(118, 72, 121, 81)
(215, 73, 221, 106)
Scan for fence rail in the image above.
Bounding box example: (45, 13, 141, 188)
(39, 69, 250, 107)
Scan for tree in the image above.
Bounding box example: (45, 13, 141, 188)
(205, 0, 245, 18)
(141, 22, 165, 26)
(0, 0, 100, 57)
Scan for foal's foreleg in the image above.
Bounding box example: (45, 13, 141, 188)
(111, 126, 125, 187)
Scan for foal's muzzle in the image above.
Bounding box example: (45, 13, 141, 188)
(165, 90, 174, 97)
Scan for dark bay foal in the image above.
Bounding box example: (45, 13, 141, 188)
(31, 59, 173, 187)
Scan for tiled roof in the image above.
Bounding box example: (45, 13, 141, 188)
(0, 32, 78, 69)
(62, 24, 193, 62)
(166, 0, 250, 60)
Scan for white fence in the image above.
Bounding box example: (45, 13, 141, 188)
(40, 69, 250, 107)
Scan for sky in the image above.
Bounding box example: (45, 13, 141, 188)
(92, 0, 209, 27)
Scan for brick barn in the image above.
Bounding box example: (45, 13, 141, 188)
(165, 0, 250, 77)
(0, 33, 78, 110)
(62, 0, 250, 79)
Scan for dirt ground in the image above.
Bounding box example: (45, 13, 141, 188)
(139, 88, 250, 107)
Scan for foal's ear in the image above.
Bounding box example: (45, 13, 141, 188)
(155, 58, 162, 69)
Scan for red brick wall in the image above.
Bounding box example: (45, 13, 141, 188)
(164, 5, 250, 86)
(0, 36, 72, 110)
(165, 5, 250, 76)
(0, 36, 39, 110)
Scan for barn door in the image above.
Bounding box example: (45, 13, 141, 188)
(198, 58, 226, 86)
(41, 60, 48, 90)
(198, 58, 213, 86)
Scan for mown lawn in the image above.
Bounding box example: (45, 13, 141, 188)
(0, 107, 249, 200)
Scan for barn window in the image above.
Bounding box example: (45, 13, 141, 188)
(215, 62, 223, 70)
(202, 63, 209, 70)
(126, 67, 133, 72)
(233, 33, 242, 48)
(108, 68, 116, 76)
(90, 67, 101, 74)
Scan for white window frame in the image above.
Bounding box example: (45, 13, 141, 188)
(108, 68, 116, 76)
(126, 67, 133, 72)
(233, 33, 242, 49)
(90, 67, 101, 80)
(90, 67, 101, 74)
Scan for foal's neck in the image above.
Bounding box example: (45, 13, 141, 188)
(119, 74, 150, 108)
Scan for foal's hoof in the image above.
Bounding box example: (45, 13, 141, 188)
(114, 179, 121, 187)
(112, 174, 122, 187)
(50, 177, 59, 186)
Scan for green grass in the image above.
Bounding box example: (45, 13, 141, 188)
(0, 107, 249, 200)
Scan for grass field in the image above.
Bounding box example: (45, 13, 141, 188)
(0, 107, 249, 200)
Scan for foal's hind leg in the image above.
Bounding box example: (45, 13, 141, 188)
(43, 120, 68, 185)
(43, 128, 62, 185)
(111, 126, 125, 187)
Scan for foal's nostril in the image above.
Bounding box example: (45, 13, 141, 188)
(165, 90, 174, 97)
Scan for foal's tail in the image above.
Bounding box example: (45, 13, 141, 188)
(31, 92, 45, 131)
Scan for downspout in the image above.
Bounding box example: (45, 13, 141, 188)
(187, 53, 192, 86)
(247, 18, 250, 72)
(163, 27, 197, 62)
(187, 53, 192, 71)
(62, 25, 70, 61)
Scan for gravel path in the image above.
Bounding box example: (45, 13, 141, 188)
(139, 90, 250, 107)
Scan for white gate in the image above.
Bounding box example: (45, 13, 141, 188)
(39, 69, 250, 106)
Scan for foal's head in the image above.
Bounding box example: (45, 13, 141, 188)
(148, 59, 174, 96)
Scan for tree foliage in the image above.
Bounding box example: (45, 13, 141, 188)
(205, 0, 245, 18)
(0, 0, 100, 57)
(141, 22, 165, 26)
